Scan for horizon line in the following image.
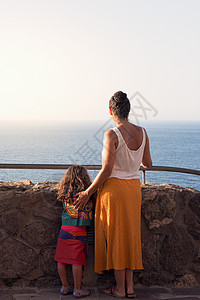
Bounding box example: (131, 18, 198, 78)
(0, 119, 200, 125)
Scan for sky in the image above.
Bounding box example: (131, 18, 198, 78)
(1, 0, 200, 123)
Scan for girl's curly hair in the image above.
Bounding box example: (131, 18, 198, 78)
(57, 165, 95, 204)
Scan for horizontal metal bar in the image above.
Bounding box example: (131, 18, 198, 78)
(0, 164, 199, 176)
(140, 165, 200, 176)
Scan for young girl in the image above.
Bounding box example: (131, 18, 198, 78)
(54, 165, 95, 298)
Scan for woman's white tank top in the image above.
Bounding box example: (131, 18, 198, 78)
(103, 127, 146, 180)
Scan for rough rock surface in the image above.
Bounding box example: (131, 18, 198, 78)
(0, 181, 199, 288)
(0, 237, 39, 278)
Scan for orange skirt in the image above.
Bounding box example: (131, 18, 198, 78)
(94, 178, 143, 273)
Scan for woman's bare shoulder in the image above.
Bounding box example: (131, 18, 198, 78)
(104, 128, 118, 141)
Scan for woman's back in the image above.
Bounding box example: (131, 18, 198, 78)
(117, 123, 144, 151)
(107, 123, 146, 180)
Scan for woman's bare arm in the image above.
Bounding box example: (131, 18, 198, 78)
(142, 129, 152, 168)
(74, 129, 117, 209)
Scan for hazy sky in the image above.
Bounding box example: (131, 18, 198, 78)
(1, 0, 200, 123)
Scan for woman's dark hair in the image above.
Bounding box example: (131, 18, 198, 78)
(109, 91, 130, 119)
(57, 165, 95, 204)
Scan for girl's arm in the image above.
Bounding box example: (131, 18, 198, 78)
(74, 129, 117, 209)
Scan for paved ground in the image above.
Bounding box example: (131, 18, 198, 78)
(0, 287, 200, 300)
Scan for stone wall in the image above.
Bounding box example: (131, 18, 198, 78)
(0, 180, 199, 288)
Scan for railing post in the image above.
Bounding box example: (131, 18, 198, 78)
(142, 169, 146, 184)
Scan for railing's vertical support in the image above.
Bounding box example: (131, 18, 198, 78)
(142, 169, 146, 184)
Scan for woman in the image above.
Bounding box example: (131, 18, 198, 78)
(74, 91, 152, 298)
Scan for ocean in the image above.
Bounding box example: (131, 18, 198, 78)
(0, 120, 199, 191)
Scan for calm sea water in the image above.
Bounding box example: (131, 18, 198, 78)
(0, 120, 199, 191)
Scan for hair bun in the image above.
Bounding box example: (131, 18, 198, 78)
(112, 91, 128, 103)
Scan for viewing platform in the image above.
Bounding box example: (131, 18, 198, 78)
(1, 286, 200, 299)
(0, 164, 199, 299)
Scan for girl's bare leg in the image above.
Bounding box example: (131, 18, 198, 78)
(57, 264, 70, 287)
(72, 265, 82, 290)
(125, 268, 135, 295)
(114, 269, 126, 297)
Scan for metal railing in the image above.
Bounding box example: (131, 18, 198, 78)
(0, 163, 200, 185)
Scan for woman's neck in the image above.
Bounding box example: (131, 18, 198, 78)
(113, 116, 129, 126)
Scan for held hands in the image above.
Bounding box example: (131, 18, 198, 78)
(73, 190, 90, 210)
